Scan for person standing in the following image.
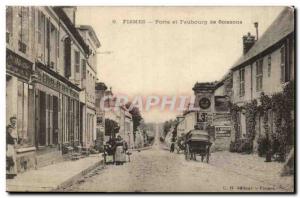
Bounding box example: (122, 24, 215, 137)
(114, 135, 127, 165)
(6, 116, 17, 179)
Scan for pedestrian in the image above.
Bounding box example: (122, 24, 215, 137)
(105, 137, 116, 164)
(170, 135, 176, 153)
(6, 116, 17, 179)
(114, 135, 127, 165)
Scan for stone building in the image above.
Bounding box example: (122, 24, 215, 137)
(192, 80, 232, 151)
(77, 25, 101, 149)
(6, 6, 100, 172)
(119, 106, 134, 149)
(230, 7, 294, 152)
(95, 82, 108, 150)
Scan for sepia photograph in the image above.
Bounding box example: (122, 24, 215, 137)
(5, 5, 295, 193)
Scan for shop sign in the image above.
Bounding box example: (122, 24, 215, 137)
(6, 49, 33, 80)
(36, 68, 79, 99)
(215, 126, 231, 138)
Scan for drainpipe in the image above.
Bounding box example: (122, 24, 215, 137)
(251, 64, 253, 100)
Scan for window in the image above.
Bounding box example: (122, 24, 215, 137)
(75, 50, 80, 73)
(37, 10, 45, 45)
(267, 55, 271, 77)
(256, 59, 263, 91)
(81, 59, 86, 79)
(37, 10, 45, 61)
(6, 7, 13, 43)
(64, 37, 71, 78)
(239, 68, 245, 97)
(50, 23, 58, 68)
(18, 7, 29, 53)
(17, 81, 31, 146)
(215, 96, 229, 112)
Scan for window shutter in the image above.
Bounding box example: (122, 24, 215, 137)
(64, 37, 71, 78)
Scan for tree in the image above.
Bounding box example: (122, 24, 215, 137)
(125, 102, 143, 131)
(163, 119, 176, 137)
(105, 118, 120, 137)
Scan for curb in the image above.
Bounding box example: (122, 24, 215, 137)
(54, 159, 104, 191)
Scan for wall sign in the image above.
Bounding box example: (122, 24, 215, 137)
(215, 126, 231, 138)
(36, 68, 79, 99)
(6, 49, 33, 80)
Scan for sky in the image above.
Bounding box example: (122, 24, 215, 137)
(76, 6, 284, 123)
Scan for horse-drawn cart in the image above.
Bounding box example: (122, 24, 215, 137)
(184, 129, 212, 163)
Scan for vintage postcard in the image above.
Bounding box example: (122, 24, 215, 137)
(6, 6, 295, 193)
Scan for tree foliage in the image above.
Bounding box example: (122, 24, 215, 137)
(126, 102, 143, 132)
(105, 118, 120, 137)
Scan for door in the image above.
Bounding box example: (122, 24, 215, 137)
(38, 91, 46, 146)
(53, 96, 59, 145)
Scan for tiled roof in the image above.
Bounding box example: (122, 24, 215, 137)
(231, 7, 294, 71)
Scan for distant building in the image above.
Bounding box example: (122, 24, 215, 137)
(95, 82, 108, 150)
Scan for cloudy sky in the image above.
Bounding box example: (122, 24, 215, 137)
(76, 6, 284, 123)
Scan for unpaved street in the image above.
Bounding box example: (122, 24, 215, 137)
(65, 145, 293, 192)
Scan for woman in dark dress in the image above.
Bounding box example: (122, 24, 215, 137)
(6, 116, 17, 179)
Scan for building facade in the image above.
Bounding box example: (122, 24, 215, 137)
(231, 7, 294, 152)
(192, 81, 232, 150)
(6, 6, 99, 172)
(78, 25, 101, 149)
(95, 82, 107, 150)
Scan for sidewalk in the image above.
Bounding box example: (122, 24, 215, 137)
(7, 154, 104, 192)
(209, 151, 294, 192)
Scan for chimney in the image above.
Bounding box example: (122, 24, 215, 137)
(242, 32, 256, 54)
(254, 22, 259, 40)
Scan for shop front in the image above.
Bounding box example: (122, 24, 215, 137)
(6, 49, 36, 173)
(34, 62, 81, 166)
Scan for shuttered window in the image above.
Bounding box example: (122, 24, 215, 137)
(64, 37, 71, 78)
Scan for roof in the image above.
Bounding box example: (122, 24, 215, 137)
(215, 71, 232, 89)
(95, 82, 108, 90)
(52, 7, 90, 55)
(78, 25, 101, 48)
(192, 82, 217, 92)
(231, 7, 294, 71)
